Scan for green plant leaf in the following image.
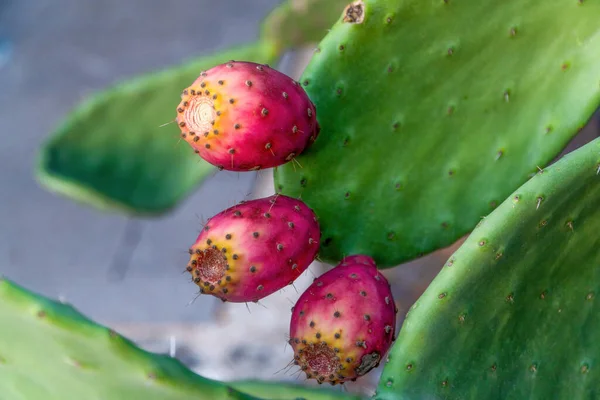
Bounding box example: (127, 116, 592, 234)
(376, 138, 600, 399)
(0, 278, 362, 399)
(275, 0, 600, 267)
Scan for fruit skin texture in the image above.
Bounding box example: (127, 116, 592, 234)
(289, 255, 397, 385)
(176, 61, 319, 171)
(186, 194, 320, 303)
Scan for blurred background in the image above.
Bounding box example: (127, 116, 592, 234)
(0, 0, 282, 324)
(0, 0, 598, 397)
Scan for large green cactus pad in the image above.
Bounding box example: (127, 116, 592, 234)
(36, 42, 277, 215)
(375, 138, 600, 399)
(275, 0, 600, 267)
(0, 278, 361, 400)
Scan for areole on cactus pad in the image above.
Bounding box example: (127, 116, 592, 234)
(176, 61, 319, 171)
(274, 0, 600, 267)
(375, 138, 600, 399)
(290, 255, 397, 385)
(186, 194, 320, 303)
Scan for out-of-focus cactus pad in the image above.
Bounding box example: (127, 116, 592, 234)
(0, 279, 257, 399)
(275, 0, 600, 267)
(375, 138, 600, 399)
(0, 278, 361, 400)
(37, 42, 277, 215)
(230, 380, 363, 399)
(261, 0, 351, 51)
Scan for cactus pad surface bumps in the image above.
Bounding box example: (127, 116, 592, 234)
(376, 138, 600, 399)
(177, 61, 319, 171)
(275, 0, 600, 267)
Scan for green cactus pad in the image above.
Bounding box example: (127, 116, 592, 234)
(230, 381, 363, 400)
(260, 0, 350, 53)
(375, 138, 600, 399)
(36, 41, 278, 215)
(0, 278, 361, 400)
(274, 0, 600, 267)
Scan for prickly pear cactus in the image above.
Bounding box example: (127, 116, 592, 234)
(375, 138, 600, 399)
(37, 42, 277, 215)
(0, 278, 361, 400)
(37, 0, 353, 215)
(275, 0, 600, 267)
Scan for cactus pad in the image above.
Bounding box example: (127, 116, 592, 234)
(230, 381, 363, 399)
(260, 0, 351, 52)
(37, 42, 277, 215)
(0, 278, 360, 399)
(375, 138, 600, 399)
(274, 0, 600, 267)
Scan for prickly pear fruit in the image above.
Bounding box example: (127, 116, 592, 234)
(176, 61, 319, 171)
(186, 194, 320, 303)
(289, 255, 397, 385)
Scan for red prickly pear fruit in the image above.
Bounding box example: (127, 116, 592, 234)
(186, 194, 320, 303)
(175, 61, 319, 171)
(289, 255, 397, 385)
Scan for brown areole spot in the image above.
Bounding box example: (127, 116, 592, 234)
(343, 1, 365, 24)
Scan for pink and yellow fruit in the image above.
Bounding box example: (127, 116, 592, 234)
(186, 194, 321, 303)
(176, 61, 319, 171)
(289, 255, 397, 384)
